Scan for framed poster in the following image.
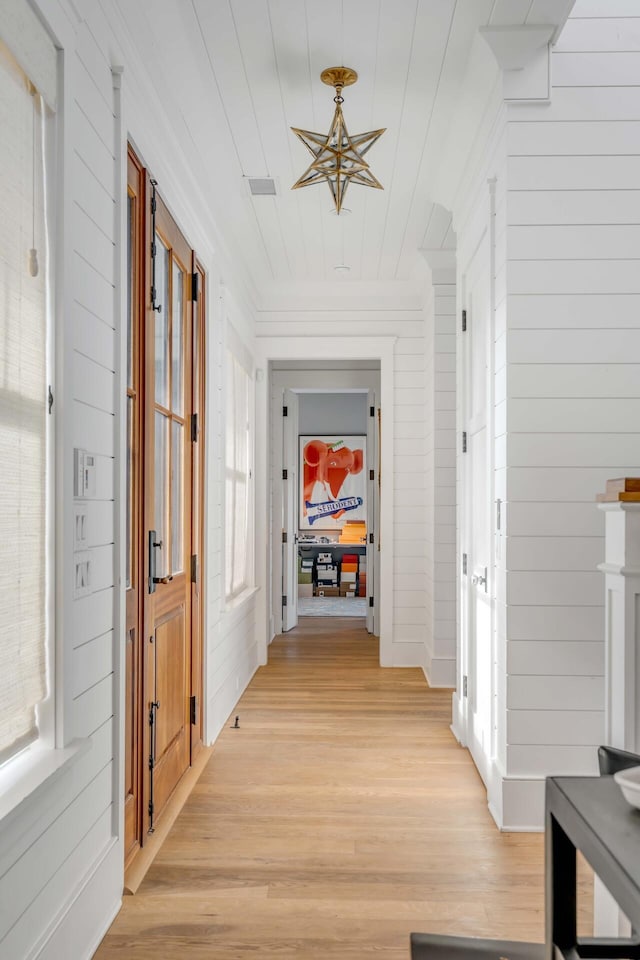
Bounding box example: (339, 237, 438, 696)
(299, 436, 366, 530)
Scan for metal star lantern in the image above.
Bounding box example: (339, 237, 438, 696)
(291, 67, 385, 214)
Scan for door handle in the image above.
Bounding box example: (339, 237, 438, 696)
(472, 568, 487, 590)
(148, 530, 172, 593)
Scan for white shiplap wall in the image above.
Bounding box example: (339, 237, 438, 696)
(422, 254, 457, 687)
(0, 0, 258, 956)
(393, 326, 429, 665)
(430, 268, 457, 687)
(206, 285, 259, 744)
(501, 0, 640, 808)
(1, 6, 123, 958)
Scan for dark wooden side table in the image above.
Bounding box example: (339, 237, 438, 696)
(546, 775, 640, 960)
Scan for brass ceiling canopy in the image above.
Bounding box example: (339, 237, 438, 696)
(291, 66, 385, 214)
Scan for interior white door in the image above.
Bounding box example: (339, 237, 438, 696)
(462, 229, 494, 767)
(366, 390, 377, 635)
(281, 388, 299, 632)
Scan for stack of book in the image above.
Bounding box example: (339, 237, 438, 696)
(316, 552, 338, 595)
(340, 554, 358, 597)
(359, 554, 367, 598)
(298, 556, 314, 597)
(339, 520, 366, 544)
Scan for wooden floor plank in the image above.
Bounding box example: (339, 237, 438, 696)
(95, 617, 591, 959)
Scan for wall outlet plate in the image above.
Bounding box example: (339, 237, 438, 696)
(73, 550, 92, 598)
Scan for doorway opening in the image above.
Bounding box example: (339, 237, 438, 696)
(270, 360, 381, 636)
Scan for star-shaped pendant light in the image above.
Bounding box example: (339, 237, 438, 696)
(291, 67, 385, 214)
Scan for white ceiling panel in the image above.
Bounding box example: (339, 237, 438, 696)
(113, 0, 575, 310)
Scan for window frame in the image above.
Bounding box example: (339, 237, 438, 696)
(0, 7, 87, 842)
(223, 330, 255, 605)
(0, 35, 56, 772)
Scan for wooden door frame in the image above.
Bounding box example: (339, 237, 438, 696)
(190, 259, 206, 757)
(143, 190, 193, 833)
(124, 147, 147, 868)
(125, 144, 206, 865)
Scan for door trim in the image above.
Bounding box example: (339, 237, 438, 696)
(124, 145, 206, 878)
(256, 337, 395, 666)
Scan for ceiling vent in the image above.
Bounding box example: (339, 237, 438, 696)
(247, 177, 277, 196)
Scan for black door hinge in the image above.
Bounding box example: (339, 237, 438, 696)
(462, 552, 468, 575)
(48, 385, 54, 414)
(369, 532, 374, 544)
(191, 412, 198, 442)
(369, 406, 375, 417)
(463, 675, 468, 697)
(369, 596, 374, 608)
(462, 309, 467, 332)
(190, 694, 197, 725)
(282, 595, 287, 607)
(191, 272, 199, 301)
(282, 468, 288, 480)
(369, 469, 374, 481)
(283, 405, 288, 417)
(190, 554, 198, 583)
(462, 431, 467, 453)
(282, 531, 287, 544)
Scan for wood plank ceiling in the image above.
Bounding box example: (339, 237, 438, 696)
(114, 0, 574, 309)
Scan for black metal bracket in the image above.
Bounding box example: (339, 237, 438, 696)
(148, 698, 160, 832)
(150, 179, 162, 313)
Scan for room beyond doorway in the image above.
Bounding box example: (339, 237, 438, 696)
(269, 360, 381, 636)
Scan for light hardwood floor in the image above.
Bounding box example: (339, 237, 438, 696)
(95, 618, 591, 958)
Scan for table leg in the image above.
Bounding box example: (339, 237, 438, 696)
(546, 809, 577, 960)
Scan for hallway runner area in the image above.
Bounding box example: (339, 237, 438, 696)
(298, 596, 367, 617)
(95, 618, 591, 959)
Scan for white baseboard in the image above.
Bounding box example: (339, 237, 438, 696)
(451, 692, 466, 746)
(483, 757, 544, 832)
(462, 719, 546, 832)
(391, 640, 427, 667)
(32, 839, 122, 960)
(423, 655, 456, 688)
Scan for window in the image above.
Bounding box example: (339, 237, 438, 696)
(224, 340, 253, 600)
(0, 34, 55, 765)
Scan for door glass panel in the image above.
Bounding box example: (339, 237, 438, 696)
(171, 420, 184, 573)
(155, 236, 170, 408)
(172, 262, 184, 416)
(126, 394, 133, 588)
(154, 411, 169, 578)
(126, 195, 134, 390)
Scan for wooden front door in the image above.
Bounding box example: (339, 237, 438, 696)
(125, 148, 205, 863)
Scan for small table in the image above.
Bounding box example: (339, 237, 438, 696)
(546, 775, 640, 960)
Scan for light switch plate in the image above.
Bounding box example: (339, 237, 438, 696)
(74, 504, 89, 549)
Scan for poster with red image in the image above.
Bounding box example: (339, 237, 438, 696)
(299, 436, 366, 530)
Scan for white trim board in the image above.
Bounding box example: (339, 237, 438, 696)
(254, 336, 396, 667)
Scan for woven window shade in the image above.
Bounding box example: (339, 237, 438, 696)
(0, 40, 50, 763)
